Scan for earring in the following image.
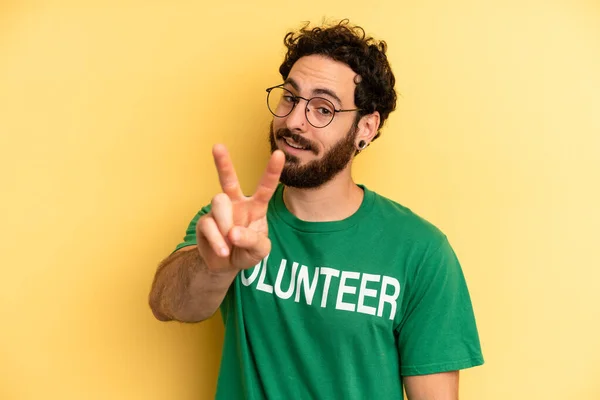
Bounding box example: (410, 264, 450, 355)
(357, 140, 368, 152)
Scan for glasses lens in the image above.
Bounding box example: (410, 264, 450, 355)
(306, 97, 335, 128)
(267, 87, 295, 117)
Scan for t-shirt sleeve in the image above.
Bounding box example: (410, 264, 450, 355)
(173, 204, 212, 253)
(396, 236, 484, 376)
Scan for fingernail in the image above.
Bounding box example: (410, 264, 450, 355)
(219, 247, 229, 257)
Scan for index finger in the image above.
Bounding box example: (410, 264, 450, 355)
(252, 149, 285, 206)
(212, 144, 244, 200)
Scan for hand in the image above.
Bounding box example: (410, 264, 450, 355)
(196, 144, 285, 273)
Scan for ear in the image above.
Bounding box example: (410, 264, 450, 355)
(355, 111, 381, 148)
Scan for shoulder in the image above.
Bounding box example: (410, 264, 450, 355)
(366, 186, 447, 245)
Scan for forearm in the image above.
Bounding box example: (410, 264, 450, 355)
(149, 247, 239, 322)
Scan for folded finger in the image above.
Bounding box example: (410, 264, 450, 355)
(211, 193, 234, 237)
(198, 215, 230, 257)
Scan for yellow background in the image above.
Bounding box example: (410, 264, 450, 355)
(1, 1, 599, 399)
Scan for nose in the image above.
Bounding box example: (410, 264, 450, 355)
(284, 99, 308, 133)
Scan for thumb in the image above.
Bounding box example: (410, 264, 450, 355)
(228, 226, 271, 257)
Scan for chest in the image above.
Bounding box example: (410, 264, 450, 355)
(235, 228, 412, 338)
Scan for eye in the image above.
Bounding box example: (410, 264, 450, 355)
(282, 95, 296, 103)
(317, 107, 332, 116)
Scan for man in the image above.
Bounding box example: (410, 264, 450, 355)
(149, 20, 484, 399)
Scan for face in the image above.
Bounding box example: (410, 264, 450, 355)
(269, 121, 357, 188)
(268, 55, 361, 189)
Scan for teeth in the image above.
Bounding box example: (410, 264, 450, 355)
(284, 137, 306, 150)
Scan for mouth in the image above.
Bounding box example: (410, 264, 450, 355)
(282, 136, 310, 151)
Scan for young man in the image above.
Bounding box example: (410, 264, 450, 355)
(149, 20, 484, 399)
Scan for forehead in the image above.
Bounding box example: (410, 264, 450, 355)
(286, 55, 357, 104)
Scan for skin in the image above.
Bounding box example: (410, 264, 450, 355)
(270, 55, 379, 222)
(148, 54, 459, 399)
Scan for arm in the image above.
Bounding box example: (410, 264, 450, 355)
(396, 237, 483, 395)
(148, 144, 285, 323)
(149, 245, 238, 322)
(404, 371, 459, 400)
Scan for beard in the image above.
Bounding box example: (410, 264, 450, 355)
(269, 121, 358, 189)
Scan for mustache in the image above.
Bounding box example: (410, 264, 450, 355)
(275, 128, 318, 155)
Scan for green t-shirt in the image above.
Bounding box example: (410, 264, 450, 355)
(175, 184, 484, 399)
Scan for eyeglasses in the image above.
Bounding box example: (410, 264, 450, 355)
(266, 84, 360, 128)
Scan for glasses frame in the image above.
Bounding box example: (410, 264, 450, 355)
(265, 84, 360, 128)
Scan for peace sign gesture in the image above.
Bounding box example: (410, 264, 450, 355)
(196, 144, 285, 273)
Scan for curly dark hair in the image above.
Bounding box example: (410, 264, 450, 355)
(279, 19, 397, 141)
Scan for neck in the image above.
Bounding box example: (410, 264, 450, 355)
(282, 167, 364, 222)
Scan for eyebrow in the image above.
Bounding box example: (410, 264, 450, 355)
(284, 77, 343, 107)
